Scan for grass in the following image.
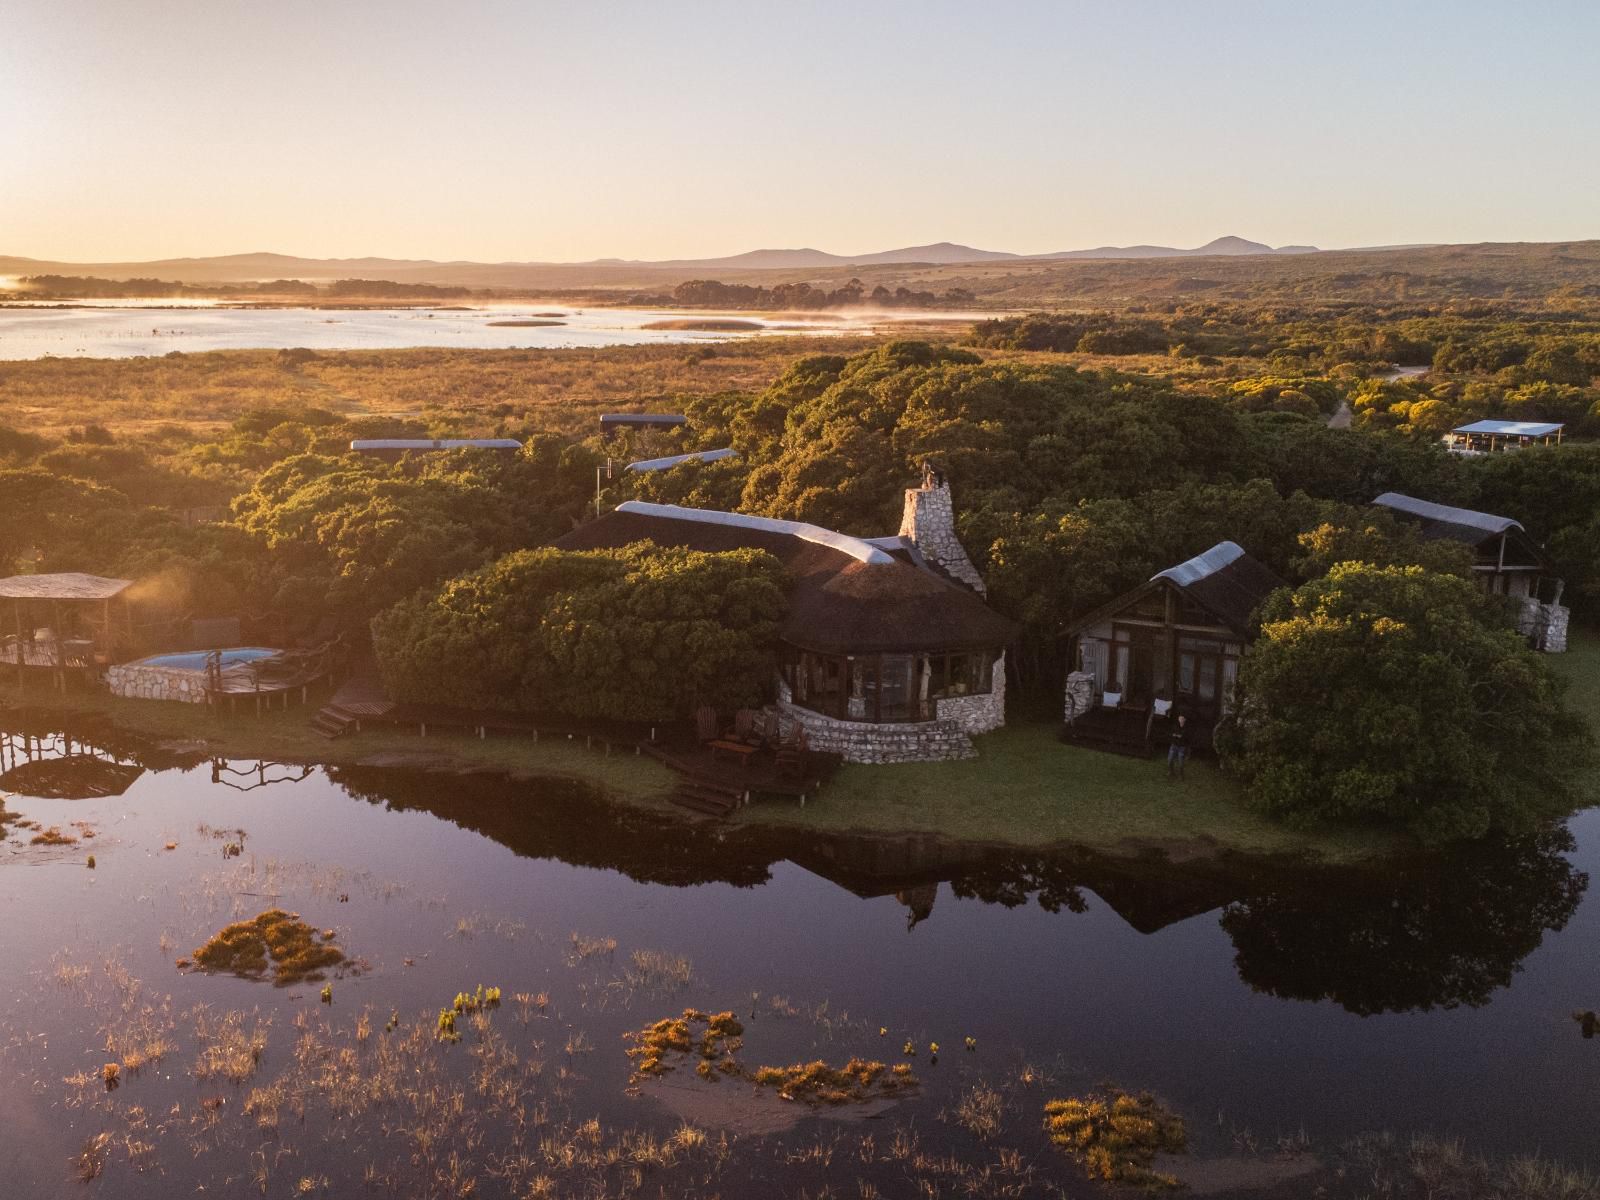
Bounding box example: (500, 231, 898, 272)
(1044, 1090, 1187, 1189)
(745, 718, 1401, 862)
(188, 909, 346, 986)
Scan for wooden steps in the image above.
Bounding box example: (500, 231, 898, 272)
(669, 779, 744, 817)
(310, 703, 359, 739)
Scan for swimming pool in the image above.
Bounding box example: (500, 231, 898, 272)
(134, 647, 279, 671)
(106, 647, 283, 703)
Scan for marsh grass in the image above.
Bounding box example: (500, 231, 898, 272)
(750, 1058, 918, 1106)
(625, 948, 693, 992)
(624, 1009, 744, 1079)
(189, 909, 347, 986)
(1341, 1132, 1600, 1200)
(192, 1008, 269, 1083)
(1044, 1089, 1187, 1189)
(29, 824, 78, 846)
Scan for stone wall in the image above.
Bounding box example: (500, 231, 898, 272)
(899, 478, 987, 595)
(775, 678, 978, 763)
(106, 663, 209, 703)
(1063, 670, 1095, 723)
(935, 651, 1006, 734)
(1517, 597, 1571, 653)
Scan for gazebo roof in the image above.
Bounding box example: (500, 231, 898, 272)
(0, 573, 133, 601)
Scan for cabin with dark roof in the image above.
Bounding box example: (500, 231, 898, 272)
(554, 470, 1014, 763)
(1059, 542, 1283, 755)
(1371, 492, 1569, 651)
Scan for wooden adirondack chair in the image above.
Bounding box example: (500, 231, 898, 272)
(695, 705, 721, 744)
(775, 727, 809, 778)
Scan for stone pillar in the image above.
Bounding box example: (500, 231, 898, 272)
(899, 465, 986, 595)
(1064, 671, 1095, 723)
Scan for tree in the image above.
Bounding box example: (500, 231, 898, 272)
(1223, 562, 1592, 844)
(371, 543, 789, 723)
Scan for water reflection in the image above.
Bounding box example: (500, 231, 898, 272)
(329, 761, 1590, 1016)
(1, 718, 1589, 1020)
(1221, 829, 1587, 1014)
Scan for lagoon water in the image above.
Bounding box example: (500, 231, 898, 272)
(1, 716, 1596, 1195)
(0, 302, 958, 360)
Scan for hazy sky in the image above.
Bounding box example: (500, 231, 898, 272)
(3, 0, 1597, 262)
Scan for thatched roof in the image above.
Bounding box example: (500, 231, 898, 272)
(0, 573, 132, 601)
(555, 503, 1015, 655)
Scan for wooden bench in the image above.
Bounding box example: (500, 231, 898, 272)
(707, 738, 759, 767)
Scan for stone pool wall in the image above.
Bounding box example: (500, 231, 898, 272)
(105, 662, 211, 703)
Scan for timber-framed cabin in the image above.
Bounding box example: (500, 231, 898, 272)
(1372, 492, 1569, 651)
(1061, 542, 1282, 755)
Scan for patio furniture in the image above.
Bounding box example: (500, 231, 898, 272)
(695, 705, 720, 744)
(708, 738, 759, 767)
(775, 727, 809, 778)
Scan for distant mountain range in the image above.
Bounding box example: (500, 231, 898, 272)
(0, 235, 1331, 286)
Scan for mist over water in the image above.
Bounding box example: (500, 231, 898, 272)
(0, 304, 975, 359)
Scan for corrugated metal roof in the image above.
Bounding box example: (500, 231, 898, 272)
(623, 448, 738, 473)
(349, 439, 522, 451)
(1152, 541, 1245, 586)
(1451, 419, 1564, 437)
(1372, 492, 1522, 536)
(599, 413, 687, 426)
(615, 502, 895, 564)
(0, 573, 133, 601)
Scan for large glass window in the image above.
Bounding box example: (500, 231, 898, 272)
(787, 648, 996, 723)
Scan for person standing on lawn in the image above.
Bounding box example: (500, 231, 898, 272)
(1167, 714, 1190, 780)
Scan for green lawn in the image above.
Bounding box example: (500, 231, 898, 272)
(742, 718, 1399, 861)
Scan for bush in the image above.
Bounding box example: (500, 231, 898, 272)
(1223, 563, 1592, 843)
(372, 543, 789, 722)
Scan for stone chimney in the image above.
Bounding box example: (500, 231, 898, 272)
(899, 460, 986, 595)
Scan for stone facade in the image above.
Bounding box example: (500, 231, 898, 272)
(106, 662, 210, 703)
(1517, 596, 1571, 653)
(775, 677, 993, 763)
(1063, 670, 1095, 723)
(898, 469, 986, 595)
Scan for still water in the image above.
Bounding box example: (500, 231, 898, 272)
(0, 303, 964, 360)
(0, 715, 1595, 1196)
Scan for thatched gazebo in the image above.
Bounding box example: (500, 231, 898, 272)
(0, 573, 135, 690)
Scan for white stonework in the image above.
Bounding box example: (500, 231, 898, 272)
(1063, 671, 1095, 723)
(1517, 596, 1571, 653)
(898, 471, 987, 595)
(775, 676, 999, 763)
(106, 663, 210, 703)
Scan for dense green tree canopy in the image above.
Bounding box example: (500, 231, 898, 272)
(371, 543, 789, 723)
(1224, 562, 1593, 843)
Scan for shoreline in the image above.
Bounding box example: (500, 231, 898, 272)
(0, 682, 1405, 866)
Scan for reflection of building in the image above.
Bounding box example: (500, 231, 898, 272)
(1373, 493, 1569, 651)
(1061, 542, 1282, 753)
(0, 728, 146, 798)
(557, 468, 1015, 762)
(1443, 419, 1563, 456)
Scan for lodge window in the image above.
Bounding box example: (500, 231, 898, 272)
(784, 648, 995, 723)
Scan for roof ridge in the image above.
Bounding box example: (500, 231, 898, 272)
(1152, 541, 1245, 586)
(614, 502, 897, 565)
(1372, 492, 1522, 535)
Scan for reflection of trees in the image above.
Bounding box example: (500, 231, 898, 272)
(1220, 829, 1587, 1015)
(326, 764, 776, 889)
(947, 860, 1090, 915)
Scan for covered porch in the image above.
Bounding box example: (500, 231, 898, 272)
(0, 574, 136, 692)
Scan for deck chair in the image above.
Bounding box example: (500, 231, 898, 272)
(694, 705, 720, 744)
(775, 727, 809, 778)
(726, 708, 758, 744)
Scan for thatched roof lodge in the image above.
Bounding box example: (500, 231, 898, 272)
(555, 473, 1015, 763)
